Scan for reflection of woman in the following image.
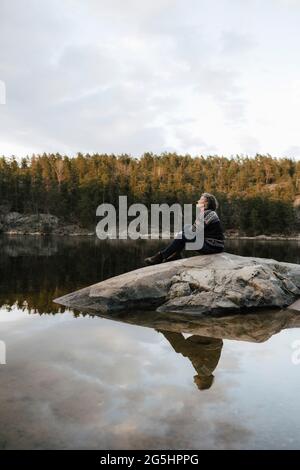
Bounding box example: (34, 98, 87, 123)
(145, 192, 225, 266)
(158, 330, 223, 391)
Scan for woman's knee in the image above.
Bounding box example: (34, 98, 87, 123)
(197, 246, 223, 255)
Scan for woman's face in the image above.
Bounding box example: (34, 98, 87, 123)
(197, 195, 208, 209)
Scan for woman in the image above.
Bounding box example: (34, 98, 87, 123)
(144, 192, 225, 266)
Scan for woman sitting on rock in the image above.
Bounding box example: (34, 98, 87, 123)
(144, 192, 225, 266)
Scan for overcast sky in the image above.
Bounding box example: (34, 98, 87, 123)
(1, 0, 300, 159)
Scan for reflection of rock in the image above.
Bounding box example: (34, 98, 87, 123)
(86, 307, 300, 343)
(54, 252, 300, 315)
(80, 306, 300, 392)
(0, 235, 60, 257)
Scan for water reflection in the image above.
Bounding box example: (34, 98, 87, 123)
(80, 306, 300, 393)
(158, 331, 223, 391)
(1, 236, 300, 449)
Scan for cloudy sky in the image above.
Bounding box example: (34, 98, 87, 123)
(1, 0, 300, 159)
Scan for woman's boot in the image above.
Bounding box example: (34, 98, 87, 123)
(144, 251, 164, 266)
(163, 251, 183, 263)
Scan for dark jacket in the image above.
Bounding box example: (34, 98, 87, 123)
(192, 209, 225, 247)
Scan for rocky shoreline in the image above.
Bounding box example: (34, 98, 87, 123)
(226, 234, 300, 241)
(0, 211, 299, 239)
(0, 211, 94, 236)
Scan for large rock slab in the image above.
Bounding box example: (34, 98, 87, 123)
(54, 252, 300, 315)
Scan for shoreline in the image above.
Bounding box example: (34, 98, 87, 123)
(0, 231, 299, 241)
(1, 212, 299, 241)
(226, 235, 300, 241)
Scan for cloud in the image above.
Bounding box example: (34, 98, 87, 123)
(238, 134, 261, 156)
(283, 145, 300, 159)
(0, 0, 300, 158)
(220, 31, 257, 56)
(0, 309, 253, 449)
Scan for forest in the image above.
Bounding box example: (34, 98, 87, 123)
(0, 152, 299, 236)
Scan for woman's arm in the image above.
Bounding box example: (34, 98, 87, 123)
(192, 209, 220, 231)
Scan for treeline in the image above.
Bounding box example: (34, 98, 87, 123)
(0, 152, 299, 235)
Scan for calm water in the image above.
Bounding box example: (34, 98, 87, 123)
(0, 236, 300, 450)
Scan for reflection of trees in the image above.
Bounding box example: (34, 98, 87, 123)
(226, 238, 300, 263)
(159, 331, 223, 391)
(0, 237, 166, 314)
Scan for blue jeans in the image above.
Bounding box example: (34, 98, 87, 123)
(160, 225, 224, 259)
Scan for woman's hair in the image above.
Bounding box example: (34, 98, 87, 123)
(202, 192, 219, 211)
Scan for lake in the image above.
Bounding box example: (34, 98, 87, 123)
(0, 236, 300, 450)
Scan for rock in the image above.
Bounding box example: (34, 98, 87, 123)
(288, 298, 300, 312)
(169, 282, 192, 298)
(54, 252, 300, 315)
(1, 212, 59, 234)
(0, 211, 89, 235)
(4, 212, 23, 225)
